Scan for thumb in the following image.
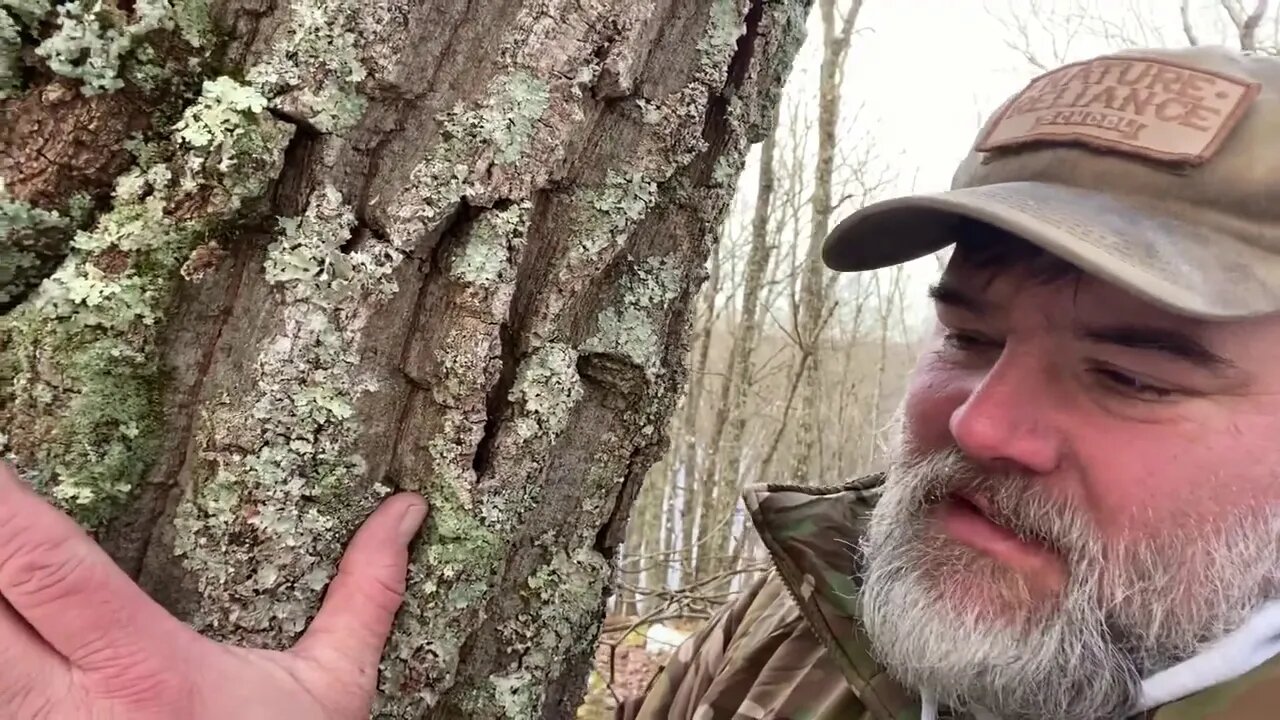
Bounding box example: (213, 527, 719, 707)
(290, 493, 426, 684)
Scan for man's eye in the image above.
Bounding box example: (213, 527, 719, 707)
(942, 330, 997, 352)
(1090, 366, 1176, 400)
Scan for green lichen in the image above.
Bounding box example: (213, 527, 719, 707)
(583, 255, 684, 379)
(420, 457, 501, 580)
(389, 72, 551, 246)
(483, 72, 550, 164)
(0, 186, 85, 306)
(487, 547, 609, 717)
(35, 0, 174, 94)
(373, 340, 588, 714)
(174, 76, 268, 150)
(1, 0, 213, 97)
(490, 671, 536, 718)
(171, 0, 211, 48)
(0, 2, 47, 98)
(447, 201, 530, 288)
(11, 196, 198, 521)
(0, 33, 12, 99)
(635, 97, 664, 125)
(0, 248, 43, 302)
(529, 169, 661, 326)
(368, 199, 548, 713)
(2, 76, 292, 528)
(572, 171, 659, 259)
(476, 475, 544, 534)
(171, 180, 414, 640)
(172, 76, 278, 197)
(247, 0, 368, 133)
(712, 151, 744, 187)
(509, 343, 583, 442)
(0, 0, 50, 27)
(376, 451, 504, 710)
(697, 0, 744, 84)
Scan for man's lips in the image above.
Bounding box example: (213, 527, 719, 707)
(934, 491, 1065, 580)
(959, 491, 996, 520)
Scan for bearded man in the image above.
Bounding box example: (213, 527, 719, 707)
(0, 44, 1278, 720)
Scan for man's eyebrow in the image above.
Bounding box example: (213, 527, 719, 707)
(928, 282, 985, 313)
(1079, 325, 1236, 371)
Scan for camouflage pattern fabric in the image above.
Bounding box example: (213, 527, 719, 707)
(616, 474, 1280, 720)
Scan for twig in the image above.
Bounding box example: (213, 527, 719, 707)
(1182, 0, 1201, 45)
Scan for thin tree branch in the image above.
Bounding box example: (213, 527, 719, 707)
(1182, 0, 1202, 45)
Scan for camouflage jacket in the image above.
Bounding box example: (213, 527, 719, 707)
(616, 475, 1280, 720)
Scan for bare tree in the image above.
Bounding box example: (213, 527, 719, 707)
(1222, 0, 1271, 50)
(994, 0, 1279, 67)
(677, 241, 720, 587)
(791, 0, 864, 485)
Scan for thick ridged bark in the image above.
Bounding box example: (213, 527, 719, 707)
(1, 0, 812, 717)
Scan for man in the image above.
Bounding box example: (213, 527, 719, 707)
(1, 43, 1279, 719)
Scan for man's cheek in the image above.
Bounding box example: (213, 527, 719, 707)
(902, 364, 974, 454)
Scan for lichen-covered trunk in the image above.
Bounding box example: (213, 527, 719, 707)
(0, 0, 811, 718)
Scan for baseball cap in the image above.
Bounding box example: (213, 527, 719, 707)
(821, 45, 1280, 320)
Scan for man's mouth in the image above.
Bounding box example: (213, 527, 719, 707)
(953, 491, 995, 521)
(933, 491, 1064, 579)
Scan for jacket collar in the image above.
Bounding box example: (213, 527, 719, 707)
(742, 474, 918, 719)
(743, 475, 1280, 720)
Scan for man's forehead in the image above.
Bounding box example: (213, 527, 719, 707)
(938, 252, 1195, 326)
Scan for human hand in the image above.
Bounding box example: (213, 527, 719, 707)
(0, 460, 426, 719)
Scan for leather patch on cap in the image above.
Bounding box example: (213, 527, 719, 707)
(976, 55, 1260, 165)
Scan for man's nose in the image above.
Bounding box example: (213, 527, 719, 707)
(948, 350, 1063, 475)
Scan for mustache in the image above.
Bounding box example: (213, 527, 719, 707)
(896, 447, 1099, 562)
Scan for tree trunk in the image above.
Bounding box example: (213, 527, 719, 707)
(686, 244, 720, 585)
(0, 0, 812, 717)
(791, 0, 861, 485)
(700, 107, 777, 597)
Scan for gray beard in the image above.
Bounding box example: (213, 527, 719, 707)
(858, 446, 1280, 720)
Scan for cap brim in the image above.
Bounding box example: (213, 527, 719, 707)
(822, 181, 1280, 321)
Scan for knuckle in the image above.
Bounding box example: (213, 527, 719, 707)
(82, 660, 190, 708)
(72, 640, 194, 714)
(2, 538, 94, 605)
(0, 504, 20, 548)
(0, 502, 38, 567)
(361, 568, 407, 614)
(69, 630, 188, 702)
(336, 555, 406, 614)
(73, 630, 145, 673)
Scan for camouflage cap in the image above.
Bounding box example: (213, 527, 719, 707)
(822, 45, 1280, 320)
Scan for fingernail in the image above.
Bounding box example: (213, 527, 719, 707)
(398, 502, 427, 544)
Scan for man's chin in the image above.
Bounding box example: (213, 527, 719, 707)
(915, 532, 1063, 627)
(860, 545, 1139, 720)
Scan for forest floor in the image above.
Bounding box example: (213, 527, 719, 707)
(575, 616, 701, 719)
